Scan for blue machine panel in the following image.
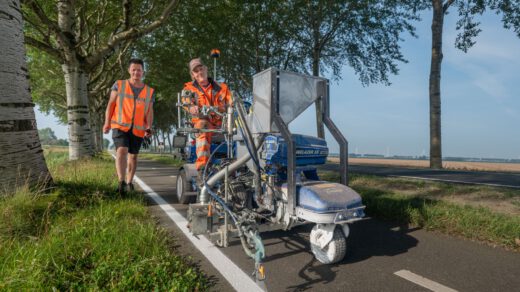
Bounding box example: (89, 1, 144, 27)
(262, 134, 328, 167)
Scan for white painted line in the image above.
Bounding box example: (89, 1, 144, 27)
(132, 175, 263, 292)
(109, 153, 262, 291)
(394, 270, 458, 292)
(389, 175, 520, 189)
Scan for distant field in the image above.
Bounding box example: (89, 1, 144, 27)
(328, 157, 520, 173)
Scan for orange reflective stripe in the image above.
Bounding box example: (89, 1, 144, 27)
(196, 139, 209, 147)
(195, 134, 212, 170)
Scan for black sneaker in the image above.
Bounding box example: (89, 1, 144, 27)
(117, 181, 127, 196)
(127, 182, 135, 191)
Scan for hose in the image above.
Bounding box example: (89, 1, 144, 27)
(234, 97, 263, 201)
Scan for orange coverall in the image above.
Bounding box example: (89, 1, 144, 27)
(182, 79, 232, 170)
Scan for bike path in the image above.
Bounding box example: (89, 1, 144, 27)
(319, 163, 520, 188)
(135, 159, 520, 291)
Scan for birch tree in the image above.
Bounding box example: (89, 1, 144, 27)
(427, 0, 519, 168)
(22, 0, 179, 160)
(0, 0, 52, 190)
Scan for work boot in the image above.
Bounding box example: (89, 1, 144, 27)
(127, 182, 135, 192)
(117, 181, 127, 196)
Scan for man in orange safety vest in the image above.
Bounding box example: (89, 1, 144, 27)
(103, 58, 155, 195)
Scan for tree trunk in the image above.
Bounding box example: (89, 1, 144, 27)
(161, 131, 166, 153)
(90, 110, 98, 152)
(90, 110, 103, 152)
(0, 0, 52, 190)
(56, 0, 94, 160)
(153, 133, 159, 152)
(309, 2, 325, 140)
(167, 129, 172, 153)
(429, 0, 444, 169)
(63, 63, 94, 159)
(96, 119, 103, 151)
(312, 49, 325, 139)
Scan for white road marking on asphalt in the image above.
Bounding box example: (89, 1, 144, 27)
(394, 270, 458, 292)
(389, 175, 520, 189)
(132, 175, 263, 292)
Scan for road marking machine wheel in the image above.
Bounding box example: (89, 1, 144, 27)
(176, 169, 194, 204)
(310, 224, 347, 264)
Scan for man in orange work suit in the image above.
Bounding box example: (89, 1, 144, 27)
(103, 58, 155, 195)
(182, 58, 232, 182)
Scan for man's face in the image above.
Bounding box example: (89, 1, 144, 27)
(191, 65, 208, 84)
(128, 63, 144, 81)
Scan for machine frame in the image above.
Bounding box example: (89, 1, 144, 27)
(174, 68, 365, 285)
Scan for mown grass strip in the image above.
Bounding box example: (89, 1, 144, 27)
(320, 171, 520, 251)
(0, 151, 207, 290)
(139, 153, 184, 167)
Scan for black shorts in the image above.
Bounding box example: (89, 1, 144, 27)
(112, 129, 144, 154)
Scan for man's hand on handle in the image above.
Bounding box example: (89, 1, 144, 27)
(189, 105, 199, 116)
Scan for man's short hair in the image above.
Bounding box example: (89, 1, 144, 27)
(129, 58, 144, 68)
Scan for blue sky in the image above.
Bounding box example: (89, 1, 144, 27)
(36, 11, 520, 159)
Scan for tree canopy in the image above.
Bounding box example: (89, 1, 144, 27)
(26, 0, 520, 164)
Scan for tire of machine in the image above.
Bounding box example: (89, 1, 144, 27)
(310, 225, 347, 264)
(176, 169, 195, 204)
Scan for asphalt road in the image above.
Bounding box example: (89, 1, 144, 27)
(319, 163, 520, 188)
(136, 160, 520, 291)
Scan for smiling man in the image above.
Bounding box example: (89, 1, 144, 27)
(103, 58, 155, 195)
(182, 57, 232, 184)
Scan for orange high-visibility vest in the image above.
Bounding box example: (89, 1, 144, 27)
(111, 80, 154, 138)
(182, 79, 232, 126)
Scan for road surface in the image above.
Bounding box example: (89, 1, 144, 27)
(136, 160, 520, 291)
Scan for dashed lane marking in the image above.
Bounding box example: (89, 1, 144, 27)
(394, 270, 458, 292)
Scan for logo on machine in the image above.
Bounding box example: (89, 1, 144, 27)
(296, 149, 328, 156)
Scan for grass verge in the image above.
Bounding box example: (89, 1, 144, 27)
(319, 171, 520, 251)
(140, 153, 184, 167)
(0, 151, 207, 290)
